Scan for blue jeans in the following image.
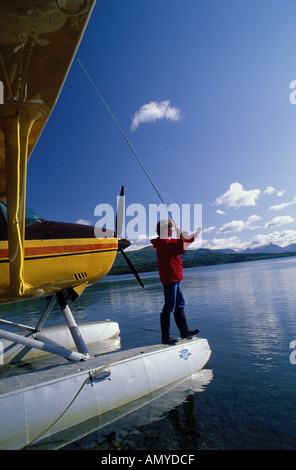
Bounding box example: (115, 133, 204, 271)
(162, 282, 185, 314)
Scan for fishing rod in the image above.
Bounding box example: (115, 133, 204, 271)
(77, 58, 172, 218)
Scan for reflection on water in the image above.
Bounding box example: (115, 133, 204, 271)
(183, 259, 296, 372)
(1, 257, 296, 449)
(57, 369, 213, 451)
(168, 395, 200, 450)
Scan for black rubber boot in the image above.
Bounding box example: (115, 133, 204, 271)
(160, 312, 178, 345)
(174, 309, 199, 339)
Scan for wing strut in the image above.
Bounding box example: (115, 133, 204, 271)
(1, 108, 41, 297)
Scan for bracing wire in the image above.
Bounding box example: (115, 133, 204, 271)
(77, 59, 172, 217)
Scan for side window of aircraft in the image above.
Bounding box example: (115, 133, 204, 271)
(0, 201, 7, 220)
(0, 202, 42, 240)
(24, 206, 42, 226)
(0, 202, 7, 240)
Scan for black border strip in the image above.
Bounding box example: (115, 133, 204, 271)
(0, 248, 118, 264)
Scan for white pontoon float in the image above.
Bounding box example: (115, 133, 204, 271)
(30, 368, 213, 450)
(0, 301, 211, 450)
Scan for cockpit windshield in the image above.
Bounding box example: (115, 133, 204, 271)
(0, 202, 42, 227)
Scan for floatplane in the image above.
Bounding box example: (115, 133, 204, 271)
(0, 0, 211, 450)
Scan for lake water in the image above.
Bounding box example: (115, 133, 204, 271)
(1, 257, 296, 451)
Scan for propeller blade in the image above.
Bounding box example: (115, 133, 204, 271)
(115, 185, 124, 237)
(119, 247, 144, 288)
(115, 186, 144, 288)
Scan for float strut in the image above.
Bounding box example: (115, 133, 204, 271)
(0, 328, 85, 362)
(34, 295, 56, 332)
(56, 292, 91, 358)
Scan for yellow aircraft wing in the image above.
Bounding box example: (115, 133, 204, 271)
(0, 0, 96, 297)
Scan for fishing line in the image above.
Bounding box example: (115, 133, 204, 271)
(77, 58, 172, 218)
(114, 321, 158, 333)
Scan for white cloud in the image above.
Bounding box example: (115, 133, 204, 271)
(203, 229, 296, 252)
(76, 219, 92, 225)
(276, 190, 285, 197)
(202, 236, 248, 252)
(217, 220, 246, 234)
(126, 234, 151, 251)
(264, 215, 295, 229)
(248, 230, 296, 248)
(217, 215, 261, 234)
(216, 209, 226, 215)
(269, 196, 296, 211)
(203, 226, 216, 233)
(264, 186, 275, 195)
(248, 215, 261, 224)
(270, 202, 290, 211)
(131, 100, 181, 131)
(263, 186, 285, 197)
(215, 182, 261, 209)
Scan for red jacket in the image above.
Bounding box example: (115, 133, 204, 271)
(151, 234, 195, 285)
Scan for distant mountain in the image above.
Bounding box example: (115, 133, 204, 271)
(109, 243, 296, 275)
(241, 243, 296, 254)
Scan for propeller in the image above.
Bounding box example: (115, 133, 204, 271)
(116, 186, 144, 288)
(116, 185, 125, 238)
(118, 245, 144, 288)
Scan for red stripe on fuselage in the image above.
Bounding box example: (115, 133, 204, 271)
(0, 242, 117, 260)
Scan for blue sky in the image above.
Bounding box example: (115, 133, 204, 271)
(26, 0, 296, 251)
